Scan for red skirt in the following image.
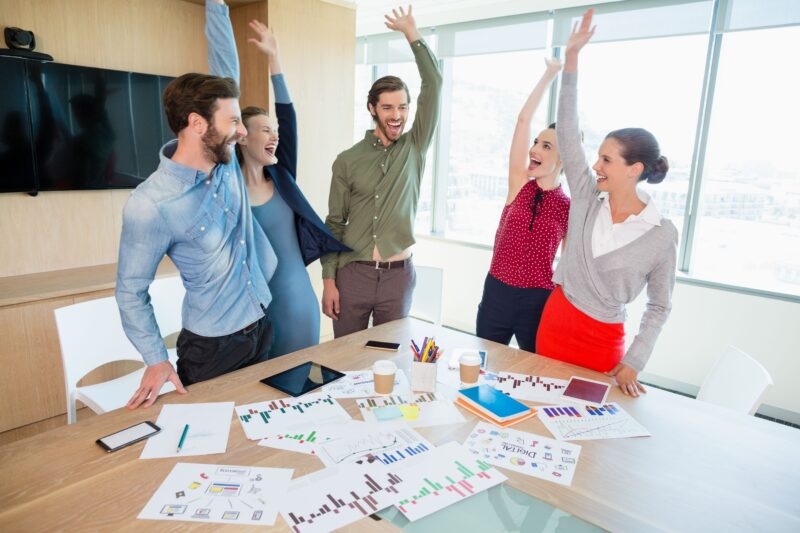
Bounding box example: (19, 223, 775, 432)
(536, 286, 624, 372)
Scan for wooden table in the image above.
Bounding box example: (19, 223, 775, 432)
(1, 318, 798, 532)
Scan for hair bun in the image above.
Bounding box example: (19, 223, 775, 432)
(647, 155, 669, 184)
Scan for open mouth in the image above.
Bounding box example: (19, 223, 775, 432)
(596, 175, 608, 185)
(528, 157, 542, 171)
(265, 145, 277, 157)
(386, 120, 403, 136)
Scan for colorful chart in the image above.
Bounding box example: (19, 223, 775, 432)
(463, 421, 581, 486)
(538, 402, 651, 441)
(138, 463, 292, 526)
(258, 420, 365, 455)
(490, 372, 569, 403)
(235, 394, 352, 441)
(320, 370, 410, 398)
(316, 423, 434, 467)
(281, 463, 405, 533)
(357, 393, 464, 428)
(392, 441, 507, 522)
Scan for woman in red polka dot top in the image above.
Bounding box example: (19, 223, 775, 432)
(476, 58, 571, 353)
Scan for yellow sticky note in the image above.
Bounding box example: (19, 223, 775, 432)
(398, 405, 420, 420)
(189, 481, 201, 490)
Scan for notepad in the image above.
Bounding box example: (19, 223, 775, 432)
(456, 384, 534, 427)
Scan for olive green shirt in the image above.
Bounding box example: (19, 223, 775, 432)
(322, 38, 442, 279)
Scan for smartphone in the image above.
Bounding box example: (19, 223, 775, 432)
(560, 377, 611, 406)
(96, 421, 161, 452)
(365, 340, 401, 351)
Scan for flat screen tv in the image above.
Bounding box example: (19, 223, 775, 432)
(0, 56, 175, 194)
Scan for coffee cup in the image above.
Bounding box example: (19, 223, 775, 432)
(373, 360, 397, 395)
(459, 353, 482, 386)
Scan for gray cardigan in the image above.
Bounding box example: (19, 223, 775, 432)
(553, 71, 678, 372)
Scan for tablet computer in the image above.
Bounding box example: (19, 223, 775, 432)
(560, 377, 611, 406)
(260, 362, 345, 397)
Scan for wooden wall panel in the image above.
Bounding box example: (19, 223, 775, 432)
(0, 0, 207, 277)
(230, 1, 271, 111)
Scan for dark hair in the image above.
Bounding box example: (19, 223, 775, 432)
(235, 106, 270, 165)
(367, 76, 410, 116)
(547, 122, 556, 130)
(163, 73, 239, 135)
(605, 128, 669, 184)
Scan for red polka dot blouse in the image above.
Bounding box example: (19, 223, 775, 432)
(489, 179, 570, 289)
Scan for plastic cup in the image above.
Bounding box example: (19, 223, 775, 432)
(373, 360, 397, 394)
(459, 353, 481, 386)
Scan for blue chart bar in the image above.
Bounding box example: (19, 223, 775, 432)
(557, 407, 565, 415)
(544, 408, 555, 417)
(604, 404, 618, 414)
(569, 406, 581, 417)
(380, 442, 429, 465)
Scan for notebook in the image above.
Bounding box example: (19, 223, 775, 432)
(457, 384, 533, 425)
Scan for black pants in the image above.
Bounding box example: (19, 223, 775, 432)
(176, 313, 273, 386)
(475, 273, 552, 353)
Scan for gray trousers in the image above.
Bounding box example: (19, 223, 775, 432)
(332, 259, 417, 338)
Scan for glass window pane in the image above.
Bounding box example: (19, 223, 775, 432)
(443, 49, 550, 245)
(692, 26, 800, 295)
(354, 64, 374, 143)
(575, 35, 708, 245)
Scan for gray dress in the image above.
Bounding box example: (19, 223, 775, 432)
(252, 188, 320, 357)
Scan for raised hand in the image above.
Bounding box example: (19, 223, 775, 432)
(566, 9, 596, 56)
(247, 19, 278, 57)
(544, 57, 563, 76)
(384, 5, 421, 42)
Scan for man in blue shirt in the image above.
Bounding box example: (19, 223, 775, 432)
(116, 0, 276, 408)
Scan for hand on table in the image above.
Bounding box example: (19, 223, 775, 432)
(127, 360, 187, 409)
(606, 363, 647, 397)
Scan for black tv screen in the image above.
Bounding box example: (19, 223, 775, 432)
(0, 57, 37, 193)
(24, 61, 175, 191)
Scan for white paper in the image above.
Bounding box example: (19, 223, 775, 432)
(140, 402, 234, 459)
(315, 421, 434, 468)
(257, 420, 366, 455)
(538, 403, 651, 441)
(357, 392, 465, 428)
(463, 421, 581, 486)
(320, 370, 410, 398)
(138, 463, 292, 525)
(235, 394, 352, 441)
(281, 462, 405, 533)
(391, 441, 507, 522)
(486, 372, 569, 404)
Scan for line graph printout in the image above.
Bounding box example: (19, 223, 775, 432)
(235, 394, 351, 441)
(538, 403, 651, 441)
(356, 392, 465, 428)
(392, 441, 507, 522)
(281, 463, 405, 533)
(488, 372, 569, 403)
(138, 463, 292, 526)
(463, 422, 581, 486)
(315, 422, 434, 467)
(320, 370, 410, 398)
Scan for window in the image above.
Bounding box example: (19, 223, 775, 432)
(690, 26, 800, 295)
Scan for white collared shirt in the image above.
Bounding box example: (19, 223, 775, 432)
(592, 189, 663, 258)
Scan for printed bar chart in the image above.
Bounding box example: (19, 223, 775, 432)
(235, 395, 351, 440)
(490, 372, 569, 403)
(538, 403, 651, 441)
(316, 425, 433, 467)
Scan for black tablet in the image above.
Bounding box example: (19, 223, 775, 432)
(260, 362, 346, 397)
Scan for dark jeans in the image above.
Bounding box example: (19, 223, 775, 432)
(176, 313, 273, 386)
(476, 273, 552, 353)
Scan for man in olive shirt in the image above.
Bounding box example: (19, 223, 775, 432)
(321, 6, 442, 338)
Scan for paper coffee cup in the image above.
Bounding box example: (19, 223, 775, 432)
(459, 353, 481, 385)
(373, 360, 397, 395)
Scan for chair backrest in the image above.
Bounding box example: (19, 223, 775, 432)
(410, 265, 444, 327)
(149, 275, 185, 340)
(55, 295, 142, 421)
(696, 345, 773, 415)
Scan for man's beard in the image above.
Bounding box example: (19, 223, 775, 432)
(374, 114, 404, 141)
(202, 124, 235, 165)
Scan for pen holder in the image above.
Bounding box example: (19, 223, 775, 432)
(411, 361, 437, 393)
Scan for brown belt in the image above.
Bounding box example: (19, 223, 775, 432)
(354, 259, 410, 270)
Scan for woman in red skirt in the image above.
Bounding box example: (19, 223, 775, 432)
(537, 10, 678, 397)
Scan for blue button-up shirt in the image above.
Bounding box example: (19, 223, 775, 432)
(115, 1, 276, 366)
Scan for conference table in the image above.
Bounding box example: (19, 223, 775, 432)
(0, 318, 798, 532)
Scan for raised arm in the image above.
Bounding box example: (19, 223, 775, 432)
(556, 9, 596, 200)
(205, 0, 239, 83)
(246, 20, 298, 178)
(507, 58, 561, 203)
(385, 6, 443, 152)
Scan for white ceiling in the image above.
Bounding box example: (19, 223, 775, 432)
(351, 0, 622, 36)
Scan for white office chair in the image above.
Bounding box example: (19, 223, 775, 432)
(695, 345, 773, 416)
(409, 265, 444, 327)
(55, 276, 184, 424)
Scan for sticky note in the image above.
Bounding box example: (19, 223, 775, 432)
(373, 406, 403, 421)
(398, 405, 419, 420)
